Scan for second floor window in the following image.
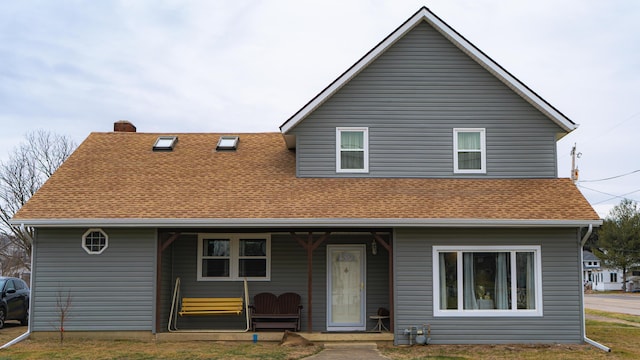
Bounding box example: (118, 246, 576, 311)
(453, 128, 486, 174)
(336, 127, 369, 173)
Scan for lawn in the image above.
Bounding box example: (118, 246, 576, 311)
(0, 313, 638, 360)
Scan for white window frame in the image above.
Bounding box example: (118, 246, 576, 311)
(197, 234, 271, 281)
(81, 228, 109, 255)
(453, 128, 486, 174)
(432, 245, 543, 317)
(336, 127, 369, 173)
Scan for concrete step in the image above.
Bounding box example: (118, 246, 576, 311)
(323, 342, 378, 350)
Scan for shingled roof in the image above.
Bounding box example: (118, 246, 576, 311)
(11, 132, 600, 227)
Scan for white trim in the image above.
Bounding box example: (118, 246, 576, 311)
(432, 245, 543, 317)
(81, 228, 108, 255)
(279, 7, 575, 135)
(453, 128, 486, 174)
(197, 233, 271, 282)
(336, 127, 369, 173)
(12, 218, 603, 228)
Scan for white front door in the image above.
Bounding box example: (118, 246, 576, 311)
(327, 245, 366, 331)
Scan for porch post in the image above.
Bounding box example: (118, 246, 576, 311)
(372, 232, 393, 331)
(155, 232, 180, 333)
(292, 232, 330, 333)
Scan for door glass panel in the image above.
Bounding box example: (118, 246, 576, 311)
(331, 250, 362, 324)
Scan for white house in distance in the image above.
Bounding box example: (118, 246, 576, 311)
(583, 250, 628, 292)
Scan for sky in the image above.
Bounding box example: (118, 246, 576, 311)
(1, 0, 638, 219)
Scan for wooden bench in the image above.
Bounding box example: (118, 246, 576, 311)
(179, 297, 244, 316)
(249, 292, 302, 331)
(168, 277, 250, 332)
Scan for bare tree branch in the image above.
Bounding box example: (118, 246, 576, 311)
(0, 130, 76, 274)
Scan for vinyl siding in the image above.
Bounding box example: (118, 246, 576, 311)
(393, 228, 583, 344)
(290, 21, 562, 178)
(31, 228, 156, 331)
(165, 233, 389, 332)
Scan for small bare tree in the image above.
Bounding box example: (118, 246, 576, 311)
(0, 130, 76, 274)
(55, 289, 72, 345)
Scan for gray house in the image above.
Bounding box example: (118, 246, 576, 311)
(12, 7, 601, 345)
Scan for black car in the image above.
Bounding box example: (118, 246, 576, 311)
(0, 277, 29, 329)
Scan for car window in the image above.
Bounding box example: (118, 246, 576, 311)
(14, 279, 24, 290)
(5, 280, 15, 291)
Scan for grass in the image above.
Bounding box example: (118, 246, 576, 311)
(0, 314, 639, 359)
(586, 308, 640, 324)
(380, 317, 640, 359)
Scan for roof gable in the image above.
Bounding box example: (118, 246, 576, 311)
(280, 7, 576, 143)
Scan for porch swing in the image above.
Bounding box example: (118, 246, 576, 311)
(168, 277, 250, 332)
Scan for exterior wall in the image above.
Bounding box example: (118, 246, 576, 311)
(290, 21, 562, 178)
(592, 268, 625, 291)
(394, 227, 583, 344)
(31, 228, 156, 332)
(164, 232, 389, 332)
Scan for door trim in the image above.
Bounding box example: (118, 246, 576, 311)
(326, 244, 366, 331)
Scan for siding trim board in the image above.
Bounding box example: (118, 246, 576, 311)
(280, 7, 576, 140)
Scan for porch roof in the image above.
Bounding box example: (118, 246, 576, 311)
(12, 132, 601, 227)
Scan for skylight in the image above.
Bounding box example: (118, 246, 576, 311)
(153, 136, 177, 151)
(216, 136, 239, 151)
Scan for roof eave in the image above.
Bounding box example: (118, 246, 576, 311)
(11, 218, 603, 228)
(279, 7, 577, 135)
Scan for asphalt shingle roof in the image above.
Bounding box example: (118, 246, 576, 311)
(12, 132, 600, 223)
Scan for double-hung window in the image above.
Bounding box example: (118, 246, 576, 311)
(336, 127, 368, 173)
(453, 128, 486, 173)
(198, 234, 270, 281)
(433, 246, 542, 317)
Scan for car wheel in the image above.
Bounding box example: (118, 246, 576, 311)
(0, 307, 5, 329)
(20, 309, 28, 326)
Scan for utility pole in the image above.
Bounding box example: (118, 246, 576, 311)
(570, 143, 581, 183)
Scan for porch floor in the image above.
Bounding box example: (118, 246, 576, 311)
(156, 331, 394, 343)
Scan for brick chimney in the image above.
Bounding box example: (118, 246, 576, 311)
(114, 120, 136, 132)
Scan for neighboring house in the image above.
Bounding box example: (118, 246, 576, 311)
(584, 250, 636, 292)
(11, 7, 601, 345)
(582, 250, 600, 289)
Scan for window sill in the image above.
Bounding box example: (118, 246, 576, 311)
(433, 309, 542, 317)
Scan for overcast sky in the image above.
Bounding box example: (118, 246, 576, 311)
(1, 0, 638, 218)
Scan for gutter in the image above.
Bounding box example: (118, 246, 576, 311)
(9, 217, 603, 228)
(580, 224, 610, 352)
(0, 224, 33, 349)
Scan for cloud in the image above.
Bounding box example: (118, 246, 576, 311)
(1, 0, 638, 214)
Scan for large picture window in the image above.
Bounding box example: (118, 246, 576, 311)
(453, 128, 486, 173)
(198, 234, 270, 281)
(336, 127, 369, 173)
(433, 246, 542, 317)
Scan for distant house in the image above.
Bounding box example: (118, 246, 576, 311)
(11, 7, 601, 345)
(582, 250, 600, 289)
(584, 250, 636, 292)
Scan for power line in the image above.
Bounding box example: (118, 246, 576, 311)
(578, 169, 640, 183)
(578, 184, 640, 205)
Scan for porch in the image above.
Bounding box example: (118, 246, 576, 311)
(156, 230, 394, 337)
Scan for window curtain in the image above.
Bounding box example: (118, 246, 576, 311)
(463, 253, 478, 309)
(525, 252, 535, 309)
(495, 253, 509, 309)
(439, 253, 447, 310)
(457, 132, 481, 169)
(340, 131, 364, 169)
(457, 132, 480, 150)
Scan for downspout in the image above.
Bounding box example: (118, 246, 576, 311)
(580, 224, 610, 352)
(0, 224, 34, 349)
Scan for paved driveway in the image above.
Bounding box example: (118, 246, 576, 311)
(584, 293, 640, 315)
